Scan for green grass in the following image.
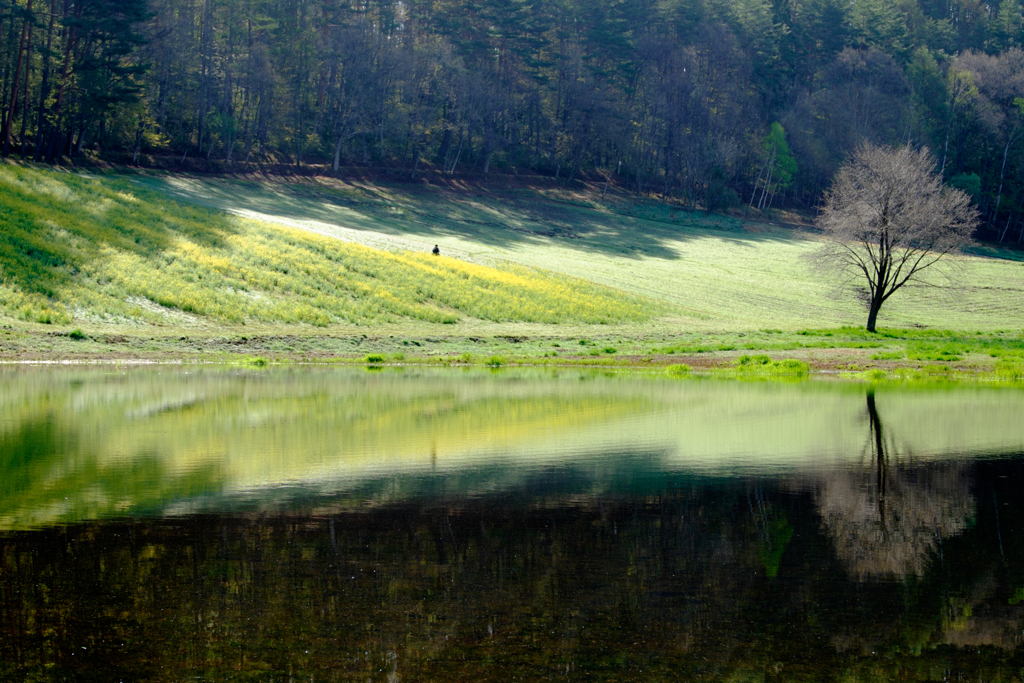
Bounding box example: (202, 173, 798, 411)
(132, 172, 1024, 332)
(0, 165, 654, 327)
(995, 357, 1024, 380)
(733, 354, 811, 378)
(4, 164, 1024, 379)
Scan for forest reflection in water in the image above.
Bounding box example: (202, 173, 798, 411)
(1, 367, 1023, 681)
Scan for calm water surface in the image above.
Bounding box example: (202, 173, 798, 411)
(1, 366, 1024, 681)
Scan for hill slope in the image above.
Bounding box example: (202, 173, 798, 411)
(0, 166, 655, 328)
(135, 173, 1024, 332)
(4, 162, 1024, 363)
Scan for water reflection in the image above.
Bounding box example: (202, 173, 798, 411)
(3, 475, 1024, 681)
(816, 392, 975, 579)
(1, 367, 1023, 529)
(0, 368, 1023, 680)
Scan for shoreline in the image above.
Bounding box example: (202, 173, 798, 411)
(1, 325, 1019, 384)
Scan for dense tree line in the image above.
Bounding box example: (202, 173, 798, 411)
(4, 0, 1024, 240)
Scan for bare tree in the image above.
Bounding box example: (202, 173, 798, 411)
(816, 143, 978, 332)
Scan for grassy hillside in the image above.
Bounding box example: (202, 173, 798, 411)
(135, 172, 1024, 332)
(2, 164, 1024, 375)
(0, 165, 655, 327)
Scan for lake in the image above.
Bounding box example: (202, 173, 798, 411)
(1, 366, 1023, 681)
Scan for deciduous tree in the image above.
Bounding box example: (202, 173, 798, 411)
(816, 143, 978, 332)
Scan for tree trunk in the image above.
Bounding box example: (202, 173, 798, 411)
(994, 120, 1019, 234)
(866, 391, 887, 522)
(74, 117, 87, 155)
(33, 0, 56, 161)
(46, 0, 76, 163)
(2, 0, 32, 156)
(1000, 213, 1013, 242)
(132, 114, 144, 164)
(602, 160, 619, 199)
(436, 128, 452, 165)
(19, 12, 32, 158)
(866, 298, 882, 332)
(332, 134, 344, 172)
(995, 144, 1011, 232)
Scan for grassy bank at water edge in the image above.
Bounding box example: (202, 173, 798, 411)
(2, 164, 1024, 381)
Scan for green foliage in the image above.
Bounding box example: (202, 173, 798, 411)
(736, 355, 811, 377)
(759, 516, 794, 579)
(906, 342, 966, 361)
(908, 48, 948, 148)
(993, 0, 1024, 51)
(665, 363, 692, 375)
(763, 123, 798, 191)
(858, 368, 892, 382)
(365, 354, 385, 364)
(486, 356, 506, 367)
(948, 172, 982, 198)
(849, 0, 909, 59)
(67, 329, 86, 341)
(706, 177, 741, 212)
(728, 0, 786, 67)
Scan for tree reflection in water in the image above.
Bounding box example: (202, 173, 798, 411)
(816, 392, 975, 580)
(2, 391, 1024, 680)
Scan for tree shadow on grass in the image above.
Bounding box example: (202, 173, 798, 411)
(131, 174, 810, 263)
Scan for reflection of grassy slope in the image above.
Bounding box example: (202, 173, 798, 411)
(137, 175, 1024, 331)
(0, 414, 222, 529)
(3, 369, 1024, 529)
(0, 418, 66, 509)
(0, 368, 659, 528)
(0, 166, 654, 326)
(656, 381, 1024, 470)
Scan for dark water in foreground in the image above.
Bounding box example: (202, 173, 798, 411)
(2, 367, 1024, 681)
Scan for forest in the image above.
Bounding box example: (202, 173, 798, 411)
(3, 0, 1024, 242)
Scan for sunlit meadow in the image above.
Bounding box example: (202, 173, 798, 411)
(0, 166, 655, 327)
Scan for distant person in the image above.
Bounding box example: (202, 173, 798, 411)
(432, 244, 440, 255)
